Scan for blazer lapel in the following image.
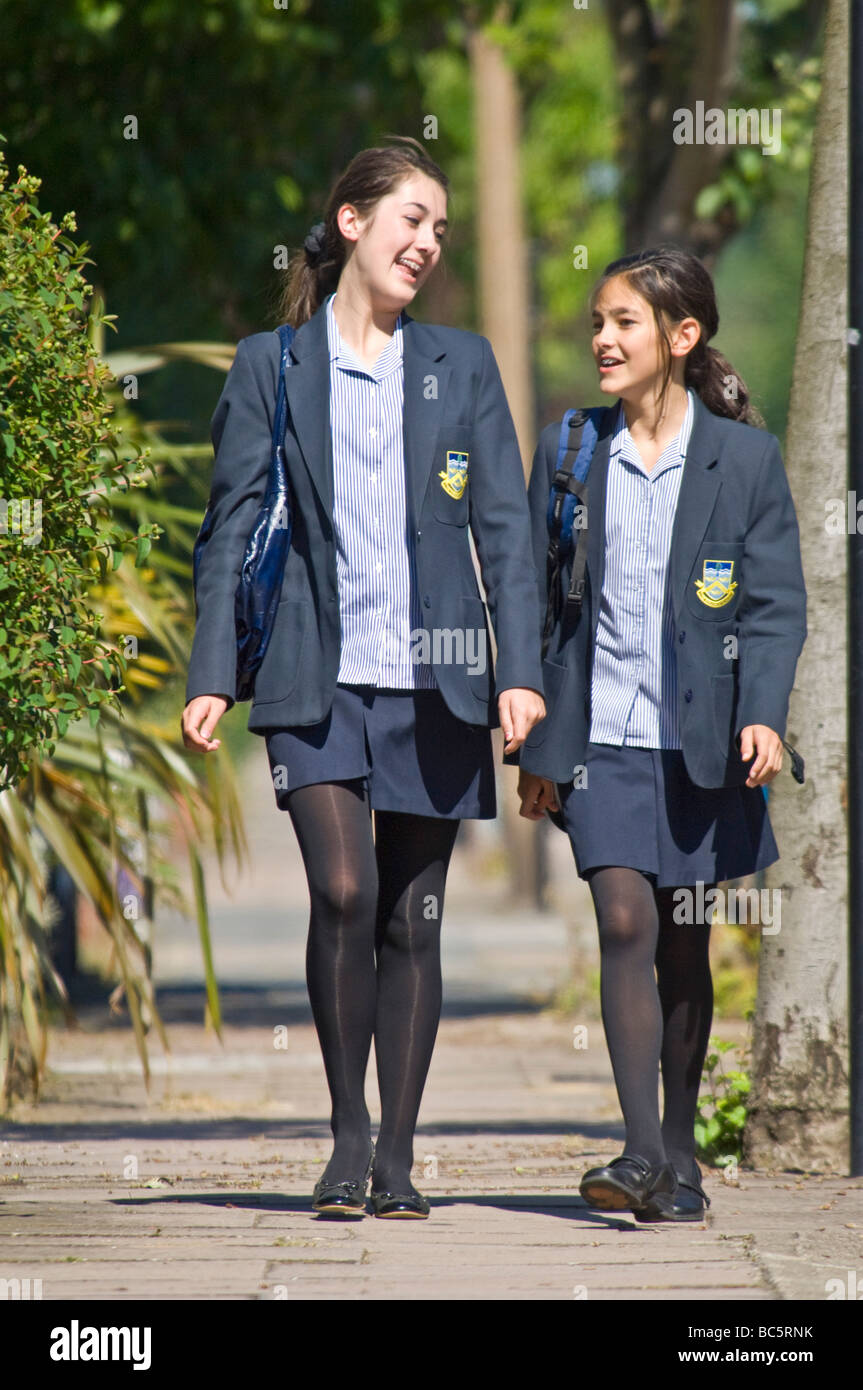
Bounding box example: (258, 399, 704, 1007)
(283, 300, 333, 520)
(668, 393, 724, 619)
(586, 393, 725, 632)
(401, 316, 451, 526)
(282, 304, 452, 529)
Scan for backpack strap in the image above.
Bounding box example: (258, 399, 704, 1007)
(542, 406, 607, 658)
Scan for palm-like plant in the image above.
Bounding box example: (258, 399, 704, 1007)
(1, 369, 253, 1105)
(0, 147, 248, 1107)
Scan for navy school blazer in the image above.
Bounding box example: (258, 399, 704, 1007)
(515, 394, 807, 789)
(185, 298, 545, 732)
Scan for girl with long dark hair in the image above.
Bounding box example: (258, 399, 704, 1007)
(182, 137, 545, 1219)
(516, 246, 806, 1221)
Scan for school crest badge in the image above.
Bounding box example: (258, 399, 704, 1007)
(439, 450, 468, 500)
(694, 558, 737, 609)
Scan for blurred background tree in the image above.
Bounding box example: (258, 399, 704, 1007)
(0, 0, 823, 439)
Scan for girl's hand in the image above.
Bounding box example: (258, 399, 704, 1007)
(517, 770, 559, 821)
(182, 695, 229, 752)
(498, 687, 546, 754)
(739, 724, 783, 787)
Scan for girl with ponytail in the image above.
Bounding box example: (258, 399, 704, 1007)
(182, 136, 545, 1219)
(514, 245, 806, 1222)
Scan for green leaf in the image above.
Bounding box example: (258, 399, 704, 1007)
(694, 183, 726, 220)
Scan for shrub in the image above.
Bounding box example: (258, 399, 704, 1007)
(0, 139, 158, 791)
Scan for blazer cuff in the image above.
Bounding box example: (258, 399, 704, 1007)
(185, 675, 236, 711)
(735, 701, 788, 742)
(495, 673, 545, 700)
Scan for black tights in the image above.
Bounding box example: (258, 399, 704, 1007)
(286, 779, 459, 1194)
(586, 867, 714, 1182)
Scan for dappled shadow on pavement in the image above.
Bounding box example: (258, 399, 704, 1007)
(62, 982, 561, 1032)
(0, 1116, 624, 1143)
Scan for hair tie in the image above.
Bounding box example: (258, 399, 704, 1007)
(303, 221, 327, 267)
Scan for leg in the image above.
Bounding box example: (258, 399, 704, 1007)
(285, 780, 379, 1182)
(370, 810, 460, 1195)
(655, 884, 715, 1184)
(587, 865, 667, 1165)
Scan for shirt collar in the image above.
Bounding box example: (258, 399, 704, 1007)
(326, 292, 404, 380)
(613, 388, 695, 476)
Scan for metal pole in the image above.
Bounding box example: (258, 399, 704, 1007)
(849, 0, 863, 1176)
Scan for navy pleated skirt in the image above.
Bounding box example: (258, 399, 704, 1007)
(556, 741, 779, 888)
(264, 682, 496, 819)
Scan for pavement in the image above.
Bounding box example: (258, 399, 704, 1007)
(1, 745, 861, 1302)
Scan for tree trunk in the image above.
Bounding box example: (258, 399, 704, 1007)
(745, 0, 848, 1171)
(469, 14, 539, 906)
(604, 0, 740, 257)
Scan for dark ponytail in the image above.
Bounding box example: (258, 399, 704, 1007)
(590, 246, 765, 428)
(274, 135, 449, 329)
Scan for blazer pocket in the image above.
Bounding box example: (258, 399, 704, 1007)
(710, 671, 739, 762)
(685, 541, 744, 622)
(252, 598, 310, 703)
(525, 656, 571, 746)
(460, 594, 491, 699)
(433, 426, 471, 526)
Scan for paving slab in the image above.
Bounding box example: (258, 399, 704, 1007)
(3, 755, 861, 1303)
(4, 1009, 861, 1301)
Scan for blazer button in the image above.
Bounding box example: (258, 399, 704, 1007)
(423, 595, 431, 608)
(678, 630, 686, 644)
(684, 689, 693, 702)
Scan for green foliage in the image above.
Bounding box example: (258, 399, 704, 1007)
(0, 0, 502, 431)
(695, 1037, 751, 1166)
(712, 963, 757, 1020)
(0, 144, 252, 1107)
(710, 914, 761, 1019)
(0, 0, 821, 438)
(0, 141, 160, 790)
(694, 54, 819, 228)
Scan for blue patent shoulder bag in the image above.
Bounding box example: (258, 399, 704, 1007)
(192, 322, 295, 703)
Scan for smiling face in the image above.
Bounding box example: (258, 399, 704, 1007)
(591, 275, 668, 401)
(336, 171, 448, 311)
(591, 273, 703, 406)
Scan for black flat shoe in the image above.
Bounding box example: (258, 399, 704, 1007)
(312, 1145, 374, 1217)
(369, 1188, 430, 1219)
(579, 1153, 677, 1213)
(634, 1163, 711, 1223)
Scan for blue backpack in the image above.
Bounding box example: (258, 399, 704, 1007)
(542, 406, 610, 657)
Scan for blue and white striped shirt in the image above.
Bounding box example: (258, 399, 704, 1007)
(326, 292, 436, 688)
(589, 389, 695, 748)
